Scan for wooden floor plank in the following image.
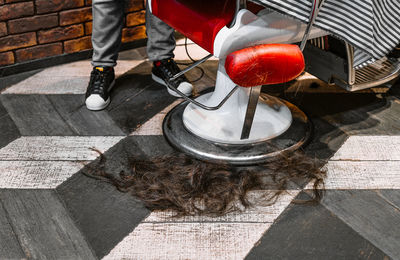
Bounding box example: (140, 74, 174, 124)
(285, 91, 400, 138)
(389, 81, 400, 98)
(321, 190, 400, 260)
(129, 135, 176, 158)
(57, 173, 150, 259)
(130, 100, 182, 136)
(106, 62, 154, 112)
(0, 161, 85, 189)
(47, 94, 125, 136)
(0, 100, 20, 149)
(145, 190, 300, 223)
(378, 190, 400, 211)
(0, 95, 75, 136)
(0, 200, 26, 259)
(0, 115, 20, 149)
(0, 136, 124, 161)
(305, 161, 400, 189)
(303, 117, 349, 160)
(2, 76, 90, 95)
(1, 60, 140, 95)
(103, 222, 270, 260)
(108, 79, 176, 133)
(0, 69, 41, 92)
(246, 192, 390, 260)
(331, 135, 400, 161)
(0, 190, 96, 260)
(363, 97, 400, 135)
(57, 137, 151, 258)
(325, 97, 400, 136)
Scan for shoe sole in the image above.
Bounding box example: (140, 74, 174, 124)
(151, 73, 191, 97)
(85, 79, 115, 111)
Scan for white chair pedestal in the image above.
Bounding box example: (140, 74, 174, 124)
(183, 62, 293, 144)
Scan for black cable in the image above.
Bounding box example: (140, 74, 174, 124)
(176, 37, 205, 83)
(184, 37, 197, 63)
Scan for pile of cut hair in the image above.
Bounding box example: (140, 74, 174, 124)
(83, 150, 326, 217)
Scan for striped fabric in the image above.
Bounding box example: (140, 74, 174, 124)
(252, 0, 400, 67)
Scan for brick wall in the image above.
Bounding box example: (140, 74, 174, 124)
(0, 0, 146, 67)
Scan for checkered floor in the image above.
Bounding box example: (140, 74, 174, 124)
(1, 41, 400, 259)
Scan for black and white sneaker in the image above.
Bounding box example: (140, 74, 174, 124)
(152, 59, 193, 97)
(85, 67, 115, 111)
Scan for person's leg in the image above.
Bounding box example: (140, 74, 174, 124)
(92, 0, 125, 67)
(86, 0, 124, 111)
(145, 2, 175, 62)
(146, 1, 193, 97)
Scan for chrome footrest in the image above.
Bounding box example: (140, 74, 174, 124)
(352, 58, 400, 91)
(304, 36, 400, 91)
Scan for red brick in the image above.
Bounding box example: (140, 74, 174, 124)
(0, 32, 36, 52)
(35, 0, 84, 14)
(38, 24, 84, 44)
(15, 42, 62, 62)
(122, 25, 146, 43)
(0, 2, 34, 21)
(60, 7, 92, 26)
(84, 21, 92, 35)
(8, 14, 58, 34)
(86, 0, 92, 6)
(0, 51, 14, 66)
(0, 22, 6, 37)
(125, 0, 144, 12)
(64, 36, 92, 53)
(5, 0, 27, 3)
(126, 10, 145, 27)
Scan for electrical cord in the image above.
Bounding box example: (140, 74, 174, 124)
(176, 37, 205, 83)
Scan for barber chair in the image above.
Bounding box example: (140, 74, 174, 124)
(148, 0, 330, 164)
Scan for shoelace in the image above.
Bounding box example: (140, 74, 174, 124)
(89, 69, 108, 95)
(159, 60, 185, 83)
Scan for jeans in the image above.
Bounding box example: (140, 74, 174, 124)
(91, 0, 176, 67)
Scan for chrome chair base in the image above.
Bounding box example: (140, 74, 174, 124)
(163, 96, 312, 165)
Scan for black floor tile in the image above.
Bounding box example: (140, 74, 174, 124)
(364, 97, 400, 135)
(0, 95, 75, 136)
(131, 135, 176, 158)
(292, 91, 400, 135)
(246, 192, 390, 260)
(105, 61, 176, 133)
(388, 80, 400, 98)
(108, 80, 176, 134)
(0, 100, 20, 149)
(0, 190, 96, 260)
(48, 94, 125, 136)
(56, 137, 151, 258)
(57, 174, 149, 259)
(378, 190, 400, 210)
(0, 200, 26, 259)
(0, 69, 43, 92)
(322, 190, 400, 260)
(107, 61, 153, 111)
(304, 117, 348, 160)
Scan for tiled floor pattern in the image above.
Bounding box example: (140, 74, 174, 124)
(0, 40, 399, 259)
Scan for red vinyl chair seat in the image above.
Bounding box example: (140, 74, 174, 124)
(151, 0, 236, 54)
(225, 44, 305, 87)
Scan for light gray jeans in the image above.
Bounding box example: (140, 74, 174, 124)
(91, 0, 175, 67)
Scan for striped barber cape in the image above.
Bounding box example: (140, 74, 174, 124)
(252, 0, 400, 67)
